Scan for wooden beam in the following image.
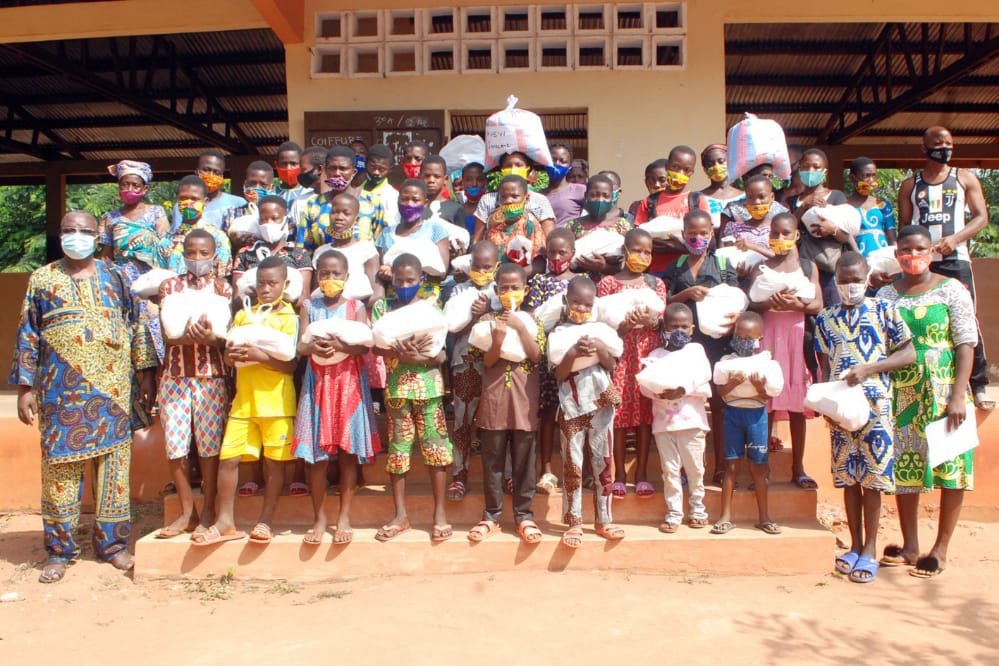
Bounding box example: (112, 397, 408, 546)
(0, 135, 62, 161)
(251, 0, 304, 45)
(44, 170, 65, 262)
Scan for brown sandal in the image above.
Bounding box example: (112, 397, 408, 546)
(595, 524, 625, 540)
(561, 527, 584, 549)
(467, 520, 499, 542)
(517, 520, 543, 544)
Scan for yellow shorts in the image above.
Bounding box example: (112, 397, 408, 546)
(220, 416, 296, 462)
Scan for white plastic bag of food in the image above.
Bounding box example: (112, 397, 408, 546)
(440, 134, 486, 173)
(160, 286, 232, 339)
(641, 215, 684, 240)
(712, 352, 785, 400)
(225, 298, 296, 366)
(533, 292, 566, 332)
(312, 241, 377, 301)
(382, 236, 447, 277)
(636, 350, 697, 394)
(726, 112, 792, 181)
(236, 265, 304, 302)
(547, 322, 624, 372)
(227, 203, 261, 239)
(484, 95, 553, 169)
(867, 245, 901, 276)
(451, 254, 472, 275)
(131, 268, 176, 298)
(715, 245, 767, 271)
(748, 265, 816, 303)
(802, 204, 862, 238)
(468, 311, 537, 362)
(444, 285, 498, 333)
(804, 380, 871, 432)
(571, 228, 625, 265)
(302, 318, 374, 366)
(505, 235, 533, 267)
(697, 284, 749, 338)
(443, 221, 470, 252)
(594, 289, 666, 329)
(372, 299, 447, 357)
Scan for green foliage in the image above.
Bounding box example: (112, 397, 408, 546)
(65, 182, 179, 218)
(0, 185, 47, 273)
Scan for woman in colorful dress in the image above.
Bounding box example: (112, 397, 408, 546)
(877, 225, 977, 579)
(845, 157, 896, 257)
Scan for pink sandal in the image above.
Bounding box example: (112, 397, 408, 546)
(611, 482, 627, 499)
(636, 481, 655, 498)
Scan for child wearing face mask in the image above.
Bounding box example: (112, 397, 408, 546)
(566, 175, 633, 278)
(445, 241, 501, 501)
(552, 276, 624, 548)
(474, 175, 548, 278)
(472, 151, 557, 238)
(544, 142, 587, 226)
(292, 249, 381, 546)
(524, 229, 580, 493)
(155, 229, 232, 540)
(712, 311, 785, 536)
(634, 147, 706, 273)
(232, 195, 313, 304)
(747, 213, 824, 490)
(467, 263, 546, 545)
(158, 175, 233, 279)
(641, 303, 712, 533)
(662, 209, 740, 486)
(720, 175, 790, 260)
(460, 162, 487, 238)
(597, 228, 668, 499)
(695, 144, 744, 231)
(815, 252, 915, 583)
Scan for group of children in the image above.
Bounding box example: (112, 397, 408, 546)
(93, 132, 979, 583)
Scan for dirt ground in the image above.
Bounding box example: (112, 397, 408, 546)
(1, 503, 998, 665)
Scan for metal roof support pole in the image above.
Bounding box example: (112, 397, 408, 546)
(44, 169, 65, 262)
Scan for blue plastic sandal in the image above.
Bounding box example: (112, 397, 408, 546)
(849, 556, 880, 583)
(835, 551, 860, 575)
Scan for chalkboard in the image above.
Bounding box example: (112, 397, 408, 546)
(305, 110, 445, 165)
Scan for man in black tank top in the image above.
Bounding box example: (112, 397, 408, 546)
(898, 126, 993, 410)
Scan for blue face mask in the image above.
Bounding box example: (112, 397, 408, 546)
(245, 185, 272, 199)
(731, 337, 758, 357)
(394, 281, 422, 304)
(799, 169, 826, 188)
(546, 163, 570, 183)
(355, 155, 367, 172)
(664, 329, 691, 350)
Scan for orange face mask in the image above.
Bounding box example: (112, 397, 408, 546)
(199, 172, 224, 193)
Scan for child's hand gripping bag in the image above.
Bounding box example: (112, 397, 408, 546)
(131, 268, 177, 298)
(302, 318, 374, 366)
(726, 113, 792, 182)
(484, 95, 553, 170)
(547, 322, 624, 372)
(505, 235, 533, 267)
(802, 204, 862, 238)
(444, 222, 470, 252)
(160, 286, 232, 339)
(371, 299, 448, 357)
(715, 245, 766, 271)
(382, 237, 447, 277)
(570, 228, 625, 268)
(226, 297, 296, 366)
(595, 289, 666, 329)
(804, 380, 871, 432)
(640, 216, 684, 240)
(712, 351, 785, 400)
(444, 286, 499, 333)
(468, 311, 537, 362)
(867, 245, 902, 277)
(236, 265, 304, 303)
(533, 292, 567, 333)
(697, 284, 749, 339)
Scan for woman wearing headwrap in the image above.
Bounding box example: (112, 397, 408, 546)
(99, 160, 170, 362)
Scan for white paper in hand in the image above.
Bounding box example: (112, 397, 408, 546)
(925, 414, 979, 470)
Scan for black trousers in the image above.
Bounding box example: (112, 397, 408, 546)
(479, 429, 536, 525)
(931, 260, 989, 391)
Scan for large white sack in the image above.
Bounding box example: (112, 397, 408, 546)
(227, 203, 261, 238)
(302, 318, 374, 366)
(548, 322, 623, 372)
(131, 268, 176, 298)
(440, 134, 486, 173)
(533, 292, 566, 333)
(371, 299, 447, 357)
(571, 228, 625, 265)
(226, 300, 296, 365)
(802, 204, 862, 238)
(715, 245, 766, 271)
(697, 284, 749, 339)
(641, 215, 684, 240)
(867, 245, 901, 276)
(636, 345, 707, 394)
(748, 265, 816, 303)
(451, 254, 472, 275)
(160, 287, 232, 339)
(595, 289, 666, 329)
(712, 351, 785, 400)
(312, 241, 378, 300)
(804, 380, 871, 432)
(433, 214, 470, 251)
(382, 236, 447, 277)
(236, 264, 304, 302)
(484, 95, 553, 170)
(444, 285, 499, 333)
(726, 112, 792, 181)
(468, 311, 537, 362)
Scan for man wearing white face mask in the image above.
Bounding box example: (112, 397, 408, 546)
(231, 195, 313, 304)
(12, 211, 159, 583)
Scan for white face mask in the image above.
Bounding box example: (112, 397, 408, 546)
(260, 222, 287, 244)
(61, 232, 96, 260)
(837, 282, 867, 306)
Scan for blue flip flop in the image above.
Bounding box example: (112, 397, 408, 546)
(835, 551, 860, 575)
(849, 556, 880, 583)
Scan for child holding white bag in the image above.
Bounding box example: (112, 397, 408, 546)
(640, 303, 712, 533)
(194, 256, 299, 547)
(747, 212, 824, 490)
(552, 276, 624, 547)
(293, 250, 381, 546)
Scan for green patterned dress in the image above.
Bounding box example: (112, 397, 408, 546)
(877, 278, 977, 493)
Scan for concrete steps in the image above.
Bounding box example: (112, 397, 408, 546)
(134, 520, 834, 581)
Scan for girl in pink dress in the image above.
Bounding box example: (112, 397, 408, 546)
(747, 212, 823, 489)
(597, 228, 668, 499)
